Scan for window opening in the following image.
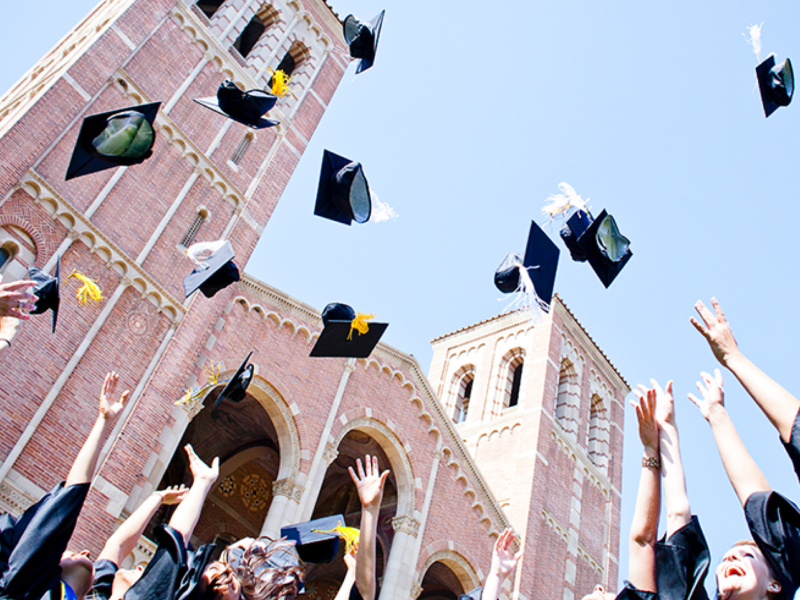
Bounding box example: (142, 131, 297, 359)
(180, 209, 209, 247)
(230, 134, 253, 165)
(508, 363, 523, 407)
(233, 17, 266, 58)
(196, 0, 224, 19)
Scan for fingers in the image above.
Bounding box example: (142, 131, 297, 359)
(714, 367, 723, 386)
(665, 380, 674, 395)
(372, 454, 379, 477)
(1, 280, 36, 292)
(119, 390, 130, 405)
(356, 457, 365, 481)
(348, 466, 358, 485)
(694, 300, 716, 328)
(379, 469, 390, 486)
(689, 316, 711, 340)
(5, 309, 30, 321)
(649, 378, 663, 395)
(185, 443, 198, 463)
(711, 297, 726, 322)
(687, 393, 702, 408)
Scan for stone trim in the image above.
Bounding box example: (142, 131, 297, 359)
(551, 427, 611, 498)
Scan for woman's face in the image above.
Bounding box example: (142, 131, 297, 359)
(203, 562, 242, 600)
(715, 544, 779, 600)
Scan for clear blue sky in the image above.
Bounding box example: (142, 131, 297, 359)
(4, 0, 800, 595)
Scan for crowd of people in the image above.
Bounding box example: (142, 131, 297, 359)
(0, 272, 799, 600)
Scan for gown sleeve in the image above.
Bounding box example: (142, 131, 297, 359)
(655, 516, 711, 600)
(123, 525, 188, 600)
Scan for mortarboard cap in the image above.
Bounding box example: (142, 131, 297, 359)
(756, 55, 794, 118)
(494, 252, 524, 294)
(520, 221, 560, 309)
(559, 210, 592, 262)
(310, 303, 388, 358)
(212, 351, 254, 412)
(459, 588, 483, 600)
(280, 515, 344, 563)
(193, 79, 280, 129)
(575, 209, 632, 288)
(66, 102, 160, 180)
(28, 256, 60, 333)
(343, 10, 385, 74)
(315, 150, 372, 226)
(183, 240, 241, 298)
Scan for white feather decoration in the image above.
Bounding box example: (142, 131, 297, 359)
(542, 182, 589, 220)
(500, 261, 549, 324)
(744, 23, 763, 64)
(370, 192, 399, 223)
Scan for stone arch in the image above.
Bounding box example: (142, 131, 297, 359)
(555, 358, 581, 441)
(586, 393, 610, 475)
(418, 549, 480, 597)
(496, 348, 525, 414)
(448, 364, 475, 425)
(331, 416, 415, 517)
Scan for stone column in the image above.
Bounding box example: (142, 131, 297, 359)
(379, 514, 421, 600)
(260, 477, 302, 537)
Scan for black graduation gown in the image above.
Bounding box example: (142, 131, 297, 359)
(655, 516, 710, 600)
(87, 559, 119, 600)
(615, 582, 657, 600)
(0, 482, 90, 600)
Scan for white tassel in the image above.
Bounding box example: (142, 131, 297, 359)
(185, 240, 226, 265)
(542, 182, 589, 221)
(744, 23, 763, 64)
(499, 262, 549, 324)
(370, 192, 399, 223)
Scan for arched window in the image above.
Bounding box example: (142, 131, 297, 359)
(233, 5, 279, 59)
(230, 132, 254, 166)
(268, 41, 310, 88)
(587, 394, 610, 474)
(451, 367, 475, 424)
(507, 361, 523, 408)
(555, 359, 580, 440)
(0, 247, 11, 271)
(196, 0, 224, 19)
(180, 208, 209, 248)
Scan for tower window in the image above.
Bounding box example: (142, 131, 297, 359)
(0, 247, 11, 271)
(230, 133, 254, 165)
(453, 376, 473, 424)
(180, 209, 209, 248)
(588, 395, 610, 474)
(233, 5, 279, 59)
(508, 362, 523, 408)
(196, 0, 224, 19)
(267, 41, 310, 88)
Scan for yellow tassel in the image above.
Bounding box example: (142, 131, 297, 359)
(66, 271, 105, 305)
(268, 68, 297, 98)
(313, 523, 361, 554)
(175, 385, 203, 406)
(347, 313, 373, 340)
(204, 361, 224, 387)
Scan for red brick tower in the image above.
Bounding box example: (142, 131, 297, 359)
(0, 0, 349, 552)
(428, 299, 629, 600)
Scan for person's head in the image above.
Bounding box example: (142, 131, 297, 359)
(217, 537, 305, 600)
(581, 584, 616, 600)
(60, 551, 94, 599)
(200, 562, 242, 600)
(110, 565, 145, 600)
(716, 541, 782, 600)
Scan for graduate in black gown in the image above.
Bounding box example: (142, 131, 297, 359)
(0, 371, 129, 600)
(691, 299, 800, 600)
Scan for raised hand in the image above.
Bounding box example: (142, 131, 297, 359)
(631, 386, 659, 453)
(185, 444, 219, 484)
(691, 298, 740, 366)
(490, 528, 523, 580)
(344, 549, 357, 573)
(687, 369, 725, 421)
(154, 484, 189, 505)
(98, 371, 129, 421)
(648, 378, 675, 427)
(348, 454, 389, 510)
(0, 277, 36, 321)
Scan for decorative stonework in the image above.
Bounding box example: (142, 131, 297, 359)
(322, 441, 338, 466)
(551, 427, 610, 497)
(0, 479, 38, 516)
(391, 514, 421, 537)
(541, 509, 604, 578)
(410, 581, 423, 600)
(126, 310, 150, 336)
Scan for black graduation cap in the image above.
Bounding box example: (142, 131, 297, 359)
(212, 351, 254, 412)
(494, 252, 523, 294)
(575, 209, 632, 288)
(314, 150, 372, 226)
(343, 10, 385, 74)
(65, 102, 160, 180)
(193, 79, 280, 129)
(494, 222, 559, 309)
(28, 256, 60, 333)
(756, 55, 794, 118)
(559, 210, 592, 262)
(280, 514, 344, 563)
(183, 241, 241, 298)
(310, 303, 388, 358)
(459, 588, 483, 600)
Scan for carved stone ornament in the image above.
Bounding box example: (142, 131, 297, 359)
(391, 514, 421, 537)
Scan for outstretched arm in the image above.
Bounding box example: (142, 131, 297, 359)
(168, 445, 218, 546)
(483, 529, 523, 600)
(652, 379, 691, 537)
(692, 298, 800, 443)
(628, 386, 661, 593)
(348, 455, 389, 600)
(688, 369, 770, 506)
(66, 372, 128, 486)
(333, 550, 357, 600)
(97, 485, 187, 566)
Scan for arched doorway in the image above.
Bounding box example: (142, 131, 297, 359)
(419, 561, 465, 600)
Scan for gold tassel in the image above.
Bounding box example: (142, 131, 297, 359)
(66, 271, 105, 305)
(268, 68, 297, 98)
(347, 313, 373, 340)
(313, 523, 361, 554)
(204, 361, 224, 387)
(175, 385, 203, 406)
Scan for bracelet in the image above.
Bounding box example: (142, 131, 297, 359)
(0, 339, 10, 348)
(642, 456, 661, 469)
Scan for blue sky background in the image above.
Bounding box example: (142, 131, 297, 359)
(4, 0, 800, 594)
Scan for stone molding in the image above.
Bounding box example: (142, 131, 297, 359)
(550, 426, 611, 498)
(391, 514, 421, 537)
(0, 479, 38, 516)
(272, 478, 303, 502)
(541, 508, 603, 577)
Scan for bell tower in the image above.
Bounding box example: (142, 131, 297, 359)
(0, 0, 350, 553)
(428, 298, 629, 600)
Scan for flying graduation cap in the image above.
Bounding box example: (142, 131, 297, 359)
(310, 302, 387, 358)
(212, 351, 254, 412)
(65, 102, 160, 180)
(281, 514, 345, 563)
(183, 240, 241, 298)
(343, 10, 385, 74)
(194, 79, 280, 129)
(494, 221, 559, 314)
(756, 55, 794, 117)
(315, 150, 372, 226)
(560, 209, 632, 288)
(28, 256, 60, 333)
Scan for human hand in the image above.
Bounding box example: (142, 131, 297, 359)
(348, 454, 389, 511)
(344, 549, 357, 572)
(649, 378, 676, 426)
(0, 277, 36, 321)
(691, 298, 741, 366)
(0, 316, 21, 345)
(631, 386, 659, 454)
(185, 444, 219, 484)
(490, 528, 523, 580)
(154, 484, 189, 505)
(98, 371, 129, 421)
(687, 369, 725, 422)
